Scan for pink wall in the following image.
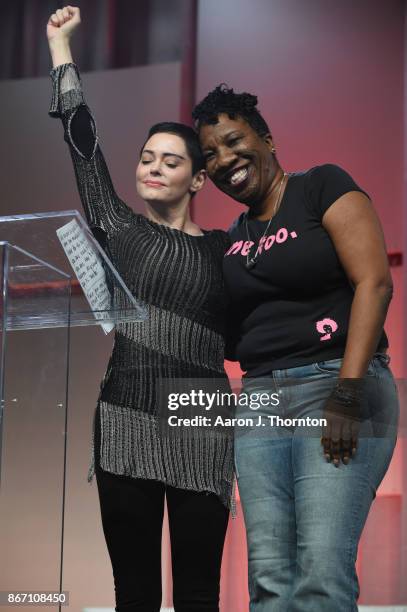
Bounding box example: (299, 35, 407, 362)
(195, 0, 404, 244)
(195, 0, 406, 607)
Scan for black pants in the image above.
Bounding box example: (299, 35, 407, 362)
(94, 411, 229, 612)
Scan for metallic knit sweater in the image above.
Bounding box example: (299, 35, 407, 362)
(49, 63, 235, 514)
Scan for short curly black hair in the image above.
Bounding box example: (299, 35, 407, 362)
(192, 84, 271, 137)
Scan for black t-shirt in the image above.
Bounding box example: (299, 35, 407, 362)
(223, 164, 389, 375)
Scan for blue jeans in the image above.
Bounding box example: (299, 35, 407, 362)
(234, 353, 399, 612)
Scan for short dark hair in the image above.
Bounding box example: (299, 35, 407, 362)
(140, 122, 205, 176)
(192, 84, 271, 137)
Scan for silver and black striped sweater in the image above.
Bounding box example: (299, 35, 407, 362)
(49, 63, 235, 515)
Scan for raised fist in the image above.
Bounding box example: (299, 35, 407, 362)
(46, 6, 81, 42)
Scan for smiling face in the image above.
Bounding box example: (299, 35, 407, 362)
(136, 132, 205, 206)
(199, 113, 278, 206)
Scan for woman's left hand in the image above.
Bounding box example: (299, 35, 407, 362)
(321, 379, 365, 466)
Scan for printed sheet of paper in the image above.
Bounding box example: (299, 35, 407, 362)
(56, 219, 114, 333)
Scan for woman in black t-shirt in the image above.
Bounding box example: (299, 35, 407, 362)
(193, 85, 399, 611)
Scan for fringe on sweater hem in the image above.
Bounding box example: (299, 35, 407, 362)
(87, 401, 237, 518)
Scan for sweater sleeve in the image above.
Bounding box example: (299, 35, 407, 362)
(49, 62, 134, 238)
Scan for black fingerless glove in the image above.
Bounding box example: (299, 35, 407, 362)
(325, 378, 366, 420)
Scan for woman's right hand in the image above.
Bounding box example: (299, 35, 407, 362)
(46, 6, 81, 43)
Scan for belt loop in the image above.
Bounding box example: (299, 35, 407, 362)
(374, 352, 390, 366)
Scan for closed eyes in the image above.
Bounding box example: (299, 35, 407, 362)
(141, 160, 178, 168)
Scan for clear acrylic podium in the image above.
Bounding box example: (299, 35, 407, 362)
(0, 211, 146, 609)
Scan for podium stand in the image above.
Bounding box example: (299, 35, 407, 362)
(0, 211, 146, 609)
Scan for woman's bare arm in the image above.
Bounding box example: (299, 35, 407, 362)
(321, 191, 392, 379)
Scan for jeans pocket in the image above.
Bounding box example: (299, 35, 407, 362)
(313, 357, 344, 375)
(314, 357, 376, 377)
(373, 352, 391, 368)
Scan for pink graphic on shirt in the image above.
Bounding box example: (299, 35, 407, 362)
(226, 241, 243, 255)
(225, 226, 298, 257)
(264, 235, 275, 250)
(241, 241, 255, 256)
(316, 318, 338, 341)
(276, 227, 288, 243)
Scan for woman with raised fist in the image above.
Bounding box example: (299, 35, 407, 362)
(47, 7, 234, 612)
